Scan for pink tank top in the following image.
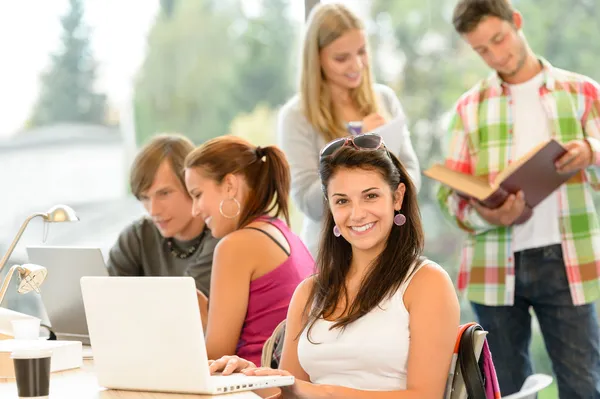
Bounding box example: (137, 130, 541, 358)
(235, 217, 314, 366)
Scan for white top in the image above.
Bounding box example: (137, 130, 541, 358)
(297, 261, 433, 390)
(509, 71, 562, 252)
(277, 84, 421, 259)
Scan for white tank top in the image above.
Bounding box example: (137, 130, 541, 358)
(297, 261, 430, 390)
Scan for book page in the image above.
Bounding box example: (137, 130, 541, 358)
(423, 164, 496, 200)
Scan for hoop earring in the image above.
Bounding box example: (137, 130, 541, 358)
(219, 198, 241, 219)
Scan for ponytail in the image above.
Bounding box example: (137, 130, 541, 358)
(185, 136, 292, 229)
(241, 145, 291, 227)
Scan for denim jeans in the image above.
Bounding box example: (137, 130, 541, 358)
(471, 244, 600, 398)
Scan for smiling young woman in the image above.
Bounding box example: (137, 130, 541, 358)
(183, 135, 315, 367)
(211, 134, 460, 399)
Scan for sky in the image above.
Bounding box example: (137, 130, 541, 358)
(0, 0, 158, 138)
(0, 0, 367, 139)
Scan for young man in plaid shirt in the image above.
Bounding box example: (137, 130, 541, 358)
(438, 0, 600, 396)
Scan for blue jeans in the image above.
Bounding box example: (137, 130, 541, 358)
(471, 244, 600, 398)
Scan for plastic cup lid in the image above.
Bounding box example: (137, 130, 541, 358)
(10, 348, 53, 359)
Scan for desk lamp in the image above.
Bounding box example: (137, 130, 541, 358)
(0, 205, 79, 305)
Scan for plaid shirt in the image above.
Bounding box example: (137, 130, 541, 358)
(437, 58, 600, 306)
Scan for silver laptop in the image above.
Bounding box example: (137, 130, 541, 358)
(80, 276, 294, 395)
(27, 246, 108, 344)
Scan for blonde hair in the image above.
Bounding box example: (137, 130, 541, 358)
(300, 3, 380, 142)
(130, 133, 195, 199)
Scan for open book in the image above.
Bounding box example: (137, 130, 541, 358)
(424, 139, 576, 211)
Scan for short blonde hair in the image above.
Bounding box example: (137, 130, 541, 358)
(130, 133, 194, 199)
(300, 3, 380, 142)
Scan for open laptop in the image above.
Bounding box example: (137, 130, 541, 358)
(27, 246, 108, 344)
(80, 276, 294, 395)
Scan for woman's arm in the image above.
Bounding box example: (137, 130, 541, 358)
(197, 289, 208, 329)
(207, 277, 315, 397)
(203, 233, 253, 360)
(252, 263, 459, 399)
(378, 85, 422, 191)
(277, 100, 325, 222)
(399, 263, 460, 398)
(397, 124, 421, 192)
(203, 224, 294, 360)
(276, 277, 313, 381)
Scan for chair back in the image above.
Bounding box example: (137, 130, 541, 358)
(446, 326, 488, 399)
(262, 320, 498, 399)
(261, 320, 286, 368)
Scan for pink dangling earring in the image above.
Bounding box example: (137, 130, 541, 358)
(333, 225, 341, 237)
(394, 213, 406, 226)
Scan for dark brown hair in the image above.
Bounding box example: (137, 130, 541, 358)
(184, 136, 291, 228)
(130, 133, 195, 199)
(453, 0, 514, 34)
(303, 146, 424, 338)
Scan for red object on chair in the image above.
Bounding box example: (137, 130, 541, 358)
(445, 323, 501, 399)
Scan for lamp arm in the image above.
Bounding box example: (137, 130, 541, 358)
(0, 265, 20, 307)
(0, 213, 46, 273)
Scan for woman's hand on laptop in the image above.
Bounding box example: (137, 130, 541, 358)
(208, 355, 256, 375)
(209, 355, 292, 377)
(239, 367, 292, 377)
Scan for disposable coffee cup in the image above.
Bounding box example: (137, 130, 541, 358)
(11, 349, 52, 399)
(11, 318, 41, 340)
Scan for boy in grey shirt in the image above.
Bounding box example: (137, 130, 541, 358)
(107, 134, 219, 296)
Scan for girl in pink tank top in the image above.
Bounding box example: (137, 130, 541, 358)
(236, 217, 314, 365)
(183, 136, 314, 366)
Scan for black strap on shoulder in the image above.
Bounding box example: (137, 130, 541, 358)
(244, 227, 290, 257)
(459, 324, 487, 399)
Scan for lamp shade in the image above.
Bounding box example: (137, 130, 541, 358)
(45, 204, 79, 222)
(16, 264, 48, 294)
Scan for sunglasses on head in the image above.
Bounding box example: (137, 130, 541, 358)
(319, 133, 385, 160)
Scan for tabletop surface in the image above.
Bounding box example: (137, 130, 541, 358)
(0, 359, 261, 398)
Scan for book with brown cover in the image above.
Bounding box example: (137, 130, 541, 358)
(424, 139, 576, 224)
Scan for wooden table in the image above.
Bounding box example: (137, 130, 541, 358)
(0, 360, 261, 398)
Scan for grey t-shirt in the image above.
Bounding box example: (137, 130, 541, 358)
(106, 217, 219, 296)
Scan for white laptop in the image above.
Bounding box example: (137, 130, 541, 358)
(80, 276, 294, 395)
(27, 246, 108, 344)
